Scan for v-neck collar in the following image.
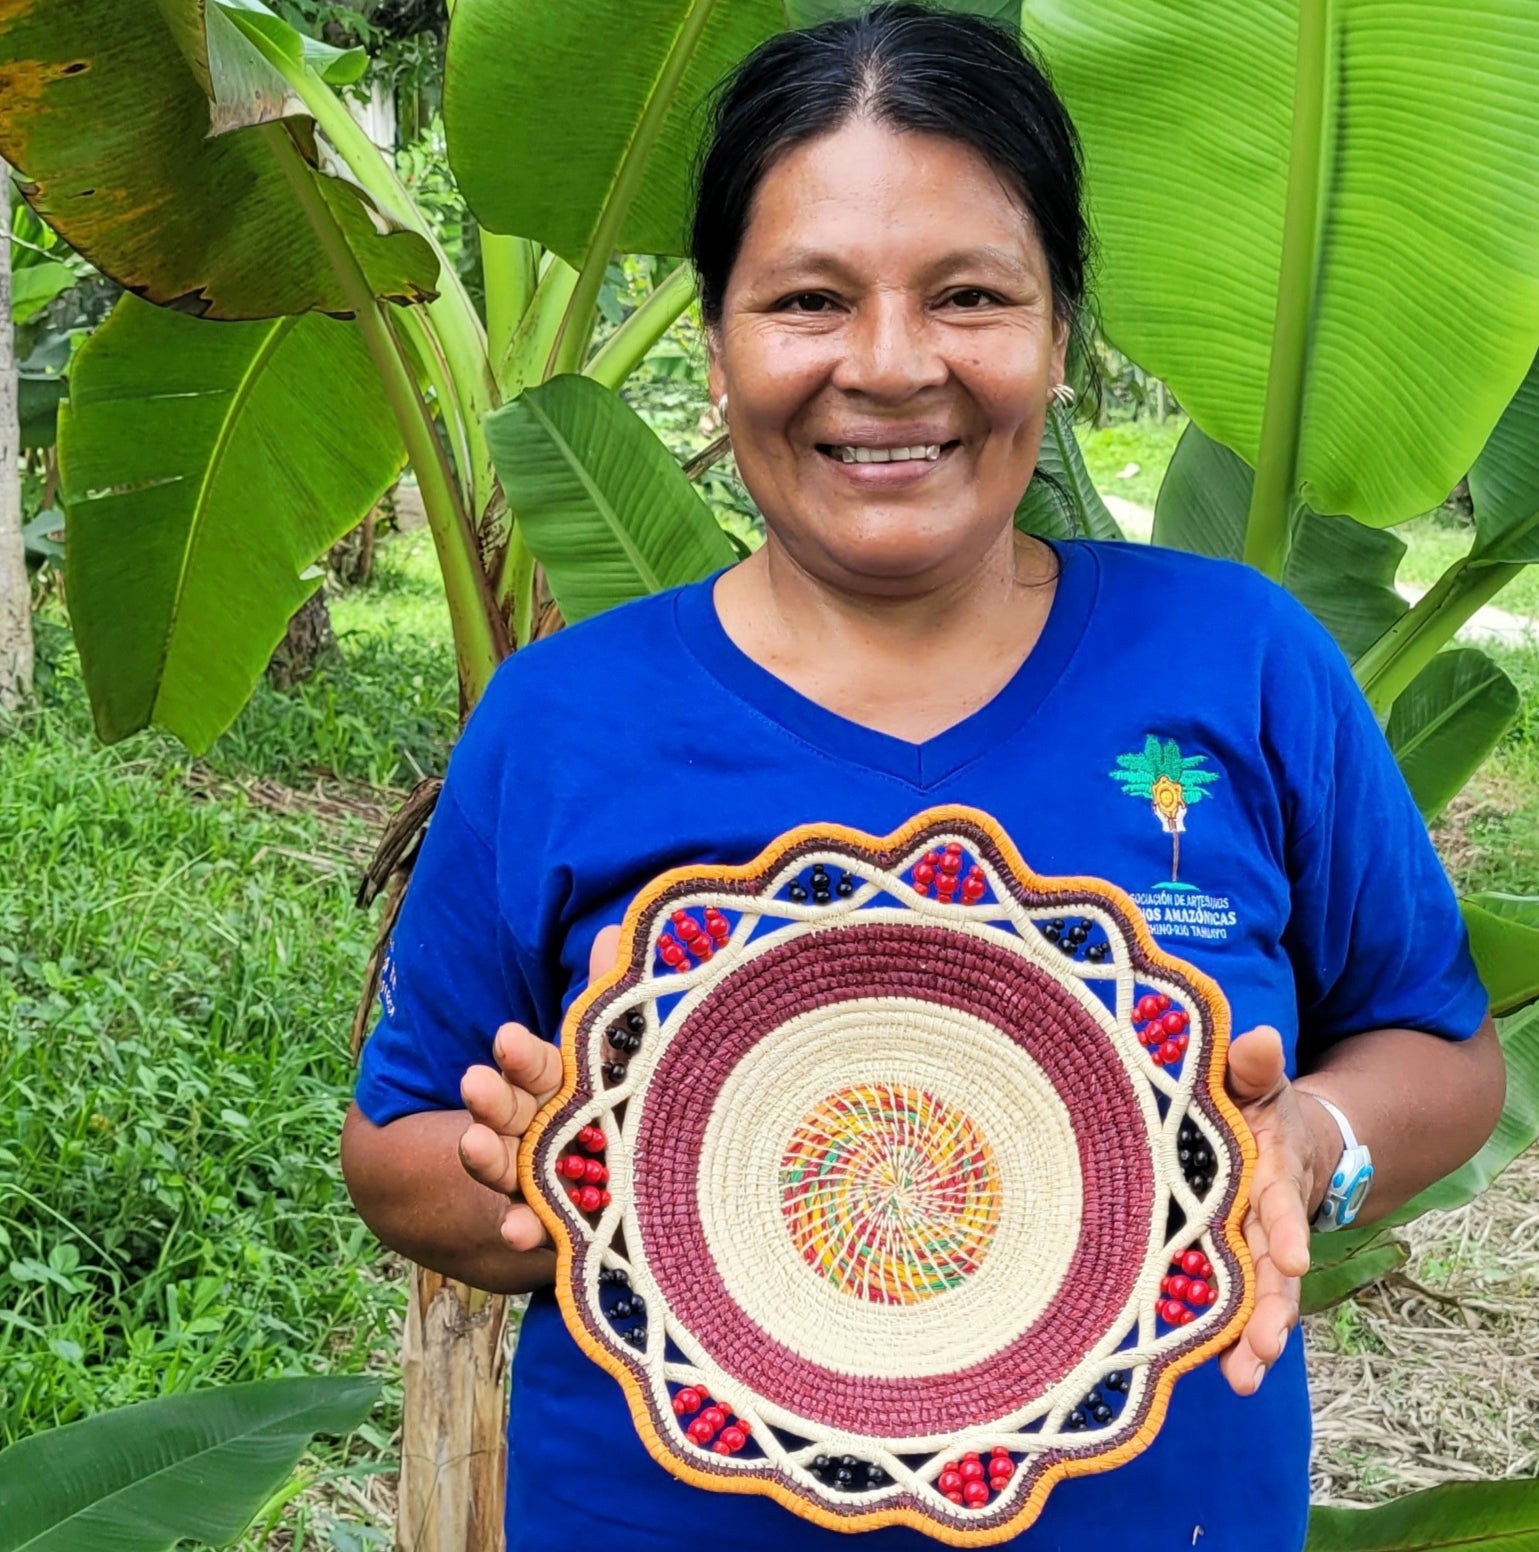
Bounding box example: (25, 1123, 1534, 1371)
(673, 538, 1100, 791)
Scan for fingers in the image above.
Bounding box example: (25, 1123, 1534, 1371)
(499, 1199, 553, 1253)
(458, 1118, 519, 1195)
(589, 923, 622, 982)
(1225, 1024, 1286, 1104)
(1219, 1210, 1300, 1395)
(492, 1020, 564, 1103)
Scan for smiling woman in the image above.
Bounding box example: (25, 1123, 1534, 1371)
(339, 7, 1505, 1552)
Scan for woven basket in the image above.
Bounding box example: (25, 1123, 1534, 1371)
(521, 805, 1255, 1545)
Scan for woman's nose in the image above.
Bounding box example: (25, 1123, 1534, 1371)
(829, 293, 948, 402)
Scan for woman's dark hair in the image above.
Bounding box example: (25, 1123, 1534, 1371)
(690, 3, 1090, 332)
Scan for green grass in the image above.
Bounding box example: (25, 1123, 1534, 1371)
(1079, 415, 1188, 511)
(0, 530, 460, 1548)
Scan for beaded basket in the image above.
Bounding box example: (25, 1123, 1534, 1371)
(521, 806, 1255, 1545)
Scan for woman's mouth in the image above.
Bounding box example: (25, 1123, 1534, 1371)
(816, 440, 960, 465)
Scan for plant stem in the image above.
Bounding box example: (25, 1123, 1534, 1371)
(499, 259, 579, 397)
(1244, 0, 1333, 580)
(544, 0, 721, 379)
(585, 261, 696, 390)
(483, 231, 539, 381)
(263, 123, 507, 702)
(1354, 557, 1523, 714)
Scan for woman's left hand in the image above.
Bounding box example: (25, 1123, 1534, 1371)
(1217, 1025, 1332, 1396)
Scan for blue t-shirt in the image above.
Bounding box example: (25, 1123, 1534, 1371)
(357, 539, 1486, 1552)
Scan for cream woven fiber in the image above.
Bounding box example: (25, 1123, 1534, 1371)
(701, 999, 1081, 1379)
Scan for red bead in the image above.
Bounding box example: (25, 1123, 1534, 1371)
(924, 850, 941, 865)
(960, 1459, 984, 1481)
(599, 1190, 611, 1207)
(1175, 1032, 1190, 1052)
(1136, 994, 1162, 1022)
(913, 862, 936, 885)
(670, 909, 691, 927)
(676, 1387, 701, 1411)
(1150, 1047, 1166, 1066)
(991, 1446, 1011, 1458)
(659, 937, 685, 966)
(991, 1460, 1014, 1481)
(1182, 1250, 1210, 1277)
(734, 1419, 750, 1436)
(584, 1159, 608, 1184)
(913, 881, 931, 896)
(1186, 1277, 1210, 1303)
(578, 1125, 605, 1152)
(1159, 1299, 1181, 1323)
(577, 1185, 603, 1212)
(1178, 1305, 1196, 1325)
(712, 1440, 732, 1454)
(969, 864, 985, 879)
(945, 841, 964, 855)
(963, 1480, 990, 1507)
(962, 878, 986, 902)
(1158, 1039, 1181, 1064)
(945, 1491, 964, 1505)
(1163, 1009, 1189, 1034)
(961, 1453, 980, 1464)
(672, 1395, 691, 1415)
(721, 1425, 746, 1451)
(1205, 1284, 1218, 1305)
(676, 917, 701, 940)
(700, 1406, 726, 1431)
(1155, 994, 1171, 1012)
(939, 1469, 963, 1493)
(1167, 1275, 1190, 1300)
(939, 852, 963, 876)
(688, 1419, 713, 1442)
(706, 913, 730, 942)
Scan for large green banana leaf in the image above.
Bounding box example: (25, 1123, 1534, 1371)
(1306, 1476, 1539, 1550)
(446, 0, 785, 262)
(0, 1375, 379, 1552)
(484, 373, 736, 623)
(59, 294, 404, 751)
(1385, 648, 1519, 822)
(1024, 0, 1539, 526)
(1463, 894, 1539, 1017)
(0, 0, 436, 318)
(786, 1, 1021, 22)
(1152, 423, 1406, 661)
(1299, 1230, 1407, 1316)
(1015, 405, 1123, 542)
(1469, 345, 1539, 565)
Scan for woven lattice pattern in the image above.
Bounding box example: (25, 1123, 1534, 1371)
(780, 1082, 999, 1305)
(522, 808, 1254, 1546)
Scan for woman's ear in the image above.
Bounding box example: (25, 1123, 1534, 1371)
(705, 326, 725, 409)
(1051, 314, 1071, 385)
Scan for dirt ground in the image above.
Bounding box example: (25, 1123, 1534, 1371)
(1307, 1147, 1539, 1503)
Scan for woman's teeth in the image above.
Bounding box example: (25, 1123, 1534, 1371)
(831, 444, 943, 464)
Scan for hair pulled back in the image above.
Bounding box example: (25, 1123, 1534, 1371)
(690, 3, 1090, 332)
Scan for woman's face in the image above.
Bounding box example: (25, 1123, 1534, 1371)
(708, 116, 1068, 591)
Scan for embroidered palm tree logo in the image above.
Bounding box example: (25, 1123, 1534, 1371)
(1109, 736, 1221, 887)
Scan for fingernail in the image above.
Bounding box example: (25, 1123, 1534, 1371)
(1252, 1363, 1267, 1393)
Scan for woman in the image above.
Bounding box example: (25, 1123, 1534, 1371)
(341, 7, 1505, 1548)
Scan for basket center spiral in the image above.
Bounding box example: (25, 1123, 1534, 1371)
(779, 1083, 1002, 1305)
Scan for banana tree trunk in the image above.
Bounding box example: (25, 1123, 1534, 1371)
(0, 161, 35, 717)
(398, 1267, 510, 1552)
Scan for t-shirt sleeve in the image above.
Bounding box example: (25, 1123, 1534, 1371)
(354, 779, 540, 1126)
(1276, 603, 1489, 1067)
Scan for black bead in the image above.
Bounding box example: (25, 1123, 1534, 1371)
(602, 1060, 627, 1083)
(1068, 926, 1089, 944)
(625, 1325, 647, 1349)
(865, 1465, 888, 1486)
(1087, 943, 1110, 962)
(813, 888, 831, 904)
(813, 1455, 831, 1475)
(810, 866, 830, 888)
(626, 1009, 645, 1034)
(1105, 1370, 1128, 1393)
(837, 874, 855, 897)
(1043, 925, 1061, 941)
(610, 1298, 633, 1320)
(629, 1294, 645, 1314)
(835, 1467, 854, 1487)
(1050, 918, 1065, 932)
(1067, 1409, 1086, 1430)
(1179, 1148, 1192, 1165)
(1092, 1403, 1113, 1424)
(1085, 1389, 1103, 1409)
(840, 1455, 859, 1469)
(598, 1267, 629, 1287)
(788, 883, 808, 903)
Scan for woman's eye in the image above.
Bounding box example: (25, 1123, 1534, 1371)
(779, 292, 836, 313)
(944, 288, 998, 309)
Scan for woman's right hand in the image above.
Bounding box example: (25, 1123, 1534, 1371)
(457, 925, 621, 1253)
